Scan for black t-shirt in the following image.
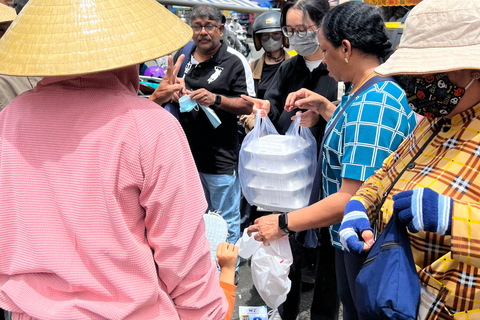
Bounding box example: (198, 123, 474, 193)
(178, 43, 255, 175)
(264, 55, 338, 148)
(256, 62, 282, 100)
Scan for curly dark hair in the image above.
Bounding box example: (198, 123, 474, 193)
(321, 1, 393, 62)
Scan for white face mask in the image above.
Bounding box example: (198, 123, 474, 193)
(261, 38, 283, 53)
(289, 30, 319, 57)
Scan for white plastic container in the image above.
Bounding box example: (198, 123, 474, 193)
(238, 112, 317, 212)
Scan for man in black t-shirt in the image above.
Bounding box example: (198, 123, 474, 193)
(178, 5, 255, 250)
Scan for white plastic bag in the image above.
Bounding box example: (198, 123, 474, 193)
(238, 111, 317, 212)
(236, 229, 293, 310)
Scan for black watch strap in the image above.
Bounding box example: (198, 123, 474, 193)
(213, 94, 222, 107)
(278, 213, 292, 235)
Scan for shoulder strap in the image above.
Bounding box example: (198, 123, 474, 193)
(308, 75, 395, 205)
(323, 75, 395, 140)
(177, 40, 195, 77)
(372, 118, 447, 238)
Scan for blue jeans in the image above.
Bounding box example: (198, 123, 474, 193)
(199, 171, 241, 246)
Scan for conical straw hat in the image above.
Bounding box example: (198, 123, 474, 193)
(0, 0, 193, 76)
(0, 4, 16, 23)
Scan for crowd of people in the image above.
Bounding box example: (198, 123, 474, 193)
(0, 0, 479, 319)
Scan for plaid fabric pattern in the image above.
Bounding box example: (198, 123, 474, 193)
(353, 103, 480, 318)
(323, 81, 417, 250)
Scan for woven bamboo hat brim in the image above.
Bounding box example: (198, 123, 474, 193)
(0, 0, 193, 76)
(0, 4, 16, 23)
(375, 0, 480, 76)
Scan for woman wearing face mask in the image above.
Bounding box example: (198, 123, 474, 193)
(243, 0, 337, 141)
(246, 2, 418, 320)
(336, 0, 480, 317)
(238, 11, 291, 132)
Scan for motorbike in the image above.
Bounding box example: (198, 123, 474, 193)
(229, 25, 251, 58)
(236, 29, 251, 58)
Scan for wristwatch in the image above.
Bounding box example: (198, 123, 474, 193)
(278, 213, 292, 235)
(212, 94, 222, 107)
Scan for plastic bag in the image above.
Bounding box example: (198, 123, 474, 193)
(236, 229, 293, 309)
(238, 111, 317, 212)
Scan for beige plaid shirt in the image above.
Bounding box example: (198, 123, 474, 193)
(353, 103, 480, 320)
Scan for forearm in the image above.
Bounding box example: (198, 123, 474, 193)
(318, 100, 337, 122)
(219, 266, 235, 285)
(217, 96, 253, 115)
(149, 91, 169, 105)
(287, 191, 353, 231)
(288, 178, 365, 231)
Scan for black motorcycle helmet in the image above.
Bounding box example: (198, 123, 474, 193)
(252, 11, 289, 51)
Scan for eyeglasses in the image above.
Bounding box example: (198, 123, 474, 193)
(191, 25, 219, 33)
(260, 32, 283, 41)
(281, 25, 318, 38)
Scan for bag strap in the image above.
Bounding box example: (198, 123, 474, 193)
(308, 75, 394, 205)
(372, 117, 447, 238)
(177, 40, 195, 77)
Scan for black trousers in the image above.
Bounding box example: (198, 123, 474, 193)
(279, 227, 339, 320)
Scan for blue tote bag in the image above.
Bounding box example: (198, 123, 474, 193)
(355, 215, 420, 320)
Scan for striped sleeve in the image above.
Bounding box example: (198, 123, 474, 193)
(226, 46, 256, 97)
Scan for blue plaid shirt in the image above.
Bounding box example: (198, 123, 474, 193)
(322, 80, 417, 250)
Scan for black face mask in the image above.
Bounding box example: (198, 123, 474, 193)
(405, 73, 474, 118)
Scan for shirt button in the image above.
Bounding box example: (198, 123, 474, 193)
(407, 163, 415, 170)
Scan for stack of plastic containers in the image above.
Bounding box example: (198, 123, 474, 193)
(240, 133, 316, 212)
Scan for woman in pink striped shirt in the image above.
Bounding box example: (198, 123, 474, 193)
(0, 0, 228, 319)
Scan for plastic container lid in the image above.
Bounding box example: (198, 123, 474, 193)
(243, 135, 311, 158)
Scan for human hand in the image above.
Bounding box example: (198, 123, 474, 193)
(291, 110, 320, 127)
(189, 88, 216, 107)
(247, 214, 284, 246)
(217, 242, 239, 285)
(149, 55, 185, 105)
(171, 78, 187, 103)
(285, 88, 327, 113)
(241, 95, 270, 117)
(216, 242, 239, 271)
(393, 188, 453, 235)
(339, 200, 374, 254)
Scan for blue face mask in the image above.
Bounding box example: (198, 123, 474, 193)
(199, 105, 222, 128)
(179, 95, 198, 113)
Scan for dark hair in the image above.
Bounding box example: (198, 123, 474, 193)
(321, 2, 393, 62)
(190, 5, 222, 25)
(221, 15, 226, 24)
(281, 0, 330, 28)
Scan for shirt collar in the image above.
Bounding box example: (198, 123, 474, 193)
(449, 102, 480, 127)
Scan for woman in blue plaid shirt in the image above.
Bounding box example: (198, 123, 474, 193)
(248, 2, 417, 319)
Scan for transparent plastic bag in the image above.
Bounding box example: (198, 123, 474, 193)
(238, 111, 317, 212)
(236, 229, 293, 309)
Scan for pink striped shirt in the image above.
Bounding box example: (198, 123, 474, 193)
(0, 66, 227, 319)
